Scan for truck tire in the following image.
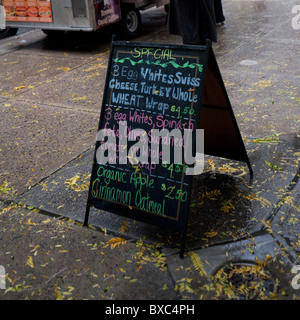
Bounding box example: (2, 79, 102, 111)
(120, 5, 142, 39)
(0, 27, 18, 39)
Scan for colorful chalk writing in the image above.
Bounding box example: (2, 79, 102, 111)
(87, 41, 208, 231)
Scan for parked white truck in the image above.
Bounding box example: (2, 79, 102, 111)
(0, 0, 169, 39)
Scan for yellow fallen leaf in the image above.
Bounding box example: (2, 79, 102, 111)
(83, 72, 99, 83)
(26, 256, 34, 268)
(41, 218, 52, 224)
(103, 237, 127, 249)
(14, 85, 25, 91)
(31, 245, 40, 252)
(1, 92, 13, 97)
(119, 268, 126, 273)
(72, 96, 87, 101)
(204, 230, 217, 238)
(57, 67, 71, 72)
(38, 67, 49, 73)
(26, 217, 39, 225)
(54, 284, 63, 300)
(5, 61, 18, 64)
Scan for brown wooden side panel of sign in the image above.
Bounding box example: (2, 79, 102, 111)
(198, 47, 253, 171)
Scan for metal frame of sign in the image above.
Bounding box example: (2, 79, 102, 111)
(84, 38, 252, 258)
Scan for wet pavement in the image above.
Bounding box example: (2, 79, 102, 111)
(0, 0, 300, 300)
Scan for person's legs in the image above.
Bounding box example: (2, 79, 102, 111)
(214, 0, 225, 24)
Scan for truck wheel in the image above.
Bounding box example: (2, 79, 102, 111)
(0, 27, 18, 39)
(121, 5, 142, 39)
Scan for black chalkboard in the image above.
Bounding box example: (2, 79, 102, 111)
(84, 39, 252, 257)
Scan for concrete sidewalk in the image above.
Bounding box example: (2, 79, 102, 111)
(0, 0, 300, 300)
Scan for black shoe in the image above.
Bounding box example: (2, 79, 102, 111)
(216, 21, 225, 27)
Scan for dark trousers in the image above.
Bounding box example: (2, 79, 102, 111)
(214, 0, 225, 23)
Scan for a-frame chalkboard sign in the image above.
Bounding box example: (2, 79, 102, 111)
(84, 39, 252, 258)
